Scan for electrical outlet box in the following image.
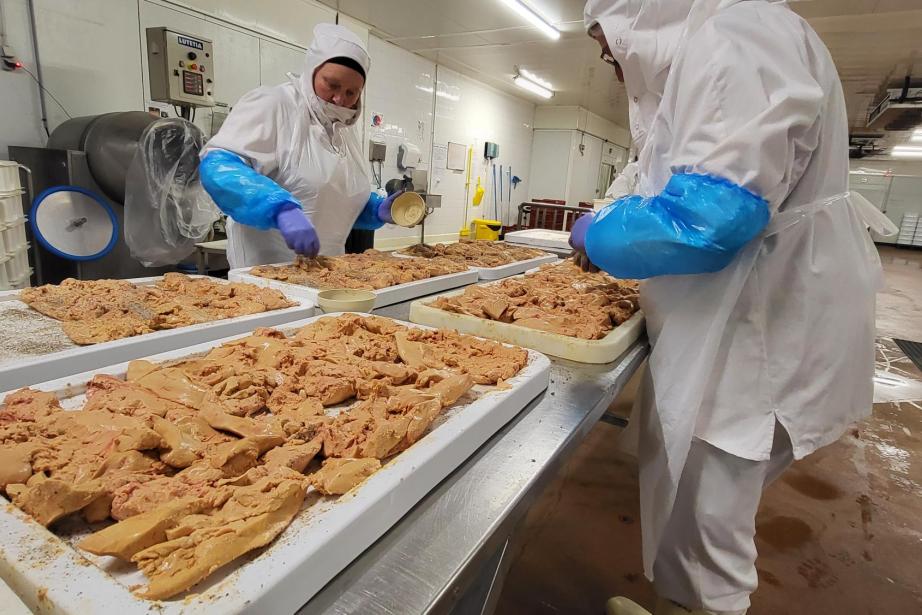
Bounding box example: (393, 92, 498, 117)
(369, 140, 386, 162)
(146, 27, 215, 108)
(484, 141, 499, 159)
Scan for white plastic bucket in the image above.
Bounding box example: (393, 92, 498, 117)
(4, 246, 30, 281)
(1, 219, 27, 252)
(0, 161, 22, 192)
(0, 190, 24, 223)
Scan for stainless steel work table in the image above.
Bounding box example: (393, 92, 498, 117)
(299, 295, 648, 615)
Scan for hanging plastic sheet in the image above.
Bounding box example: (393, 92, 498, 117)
(124, 118, 219, 266)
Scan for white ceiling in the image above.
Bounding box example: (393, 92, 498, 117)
(321, 0, 922, 148)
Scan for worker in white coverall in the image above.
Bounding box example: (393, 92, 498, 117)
(569, 1, 897, 614)
(199, 24, 402, 268)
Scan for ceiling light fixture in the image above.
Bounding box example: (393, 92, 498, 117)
(910, 129, 922, 142)
(891, 145, 922, 158)
(498, 0, 560, 40)
(513, 74, 553, 99)
(518, 67, 553, 90)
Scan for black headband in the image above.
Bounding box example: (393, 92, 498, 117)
(324, 56, 366, 81)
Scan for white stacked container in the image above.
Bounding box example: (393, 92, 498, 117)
(897, 213, 918, 246)
(0, 161, 31, 290)
(0, 161, 22, 193)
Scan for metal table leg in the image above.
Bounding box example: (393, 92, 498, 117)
(196, 248, 207, 275)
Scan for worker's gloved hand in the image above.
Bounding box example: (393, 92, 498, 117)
(276, 206, 320, 257)
(377, 190, 405, 224)
(569, 212, 599, 272)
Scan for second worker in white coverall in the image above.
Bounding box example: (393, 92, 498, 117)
(570, 1, 895, 614)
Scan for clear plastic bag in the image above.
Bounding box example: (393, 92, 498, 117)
(124, 118, 220, 266)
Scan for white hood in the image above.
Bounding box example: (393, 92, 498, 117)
(583, 0, 744, 149)
(297, 23, 371, 129)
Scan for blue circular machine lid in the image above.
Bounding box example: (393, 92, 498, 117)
(30, 186, 118, 261)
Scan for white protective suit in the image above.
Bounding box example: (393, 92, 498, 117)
(604, 161, 639, 200)
(585, 0, 896, 612)
(204, 24, 371, 268)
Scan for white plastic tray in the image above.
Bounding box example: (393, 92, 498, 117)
(409, 275, 645, 364)
(503, 229, 572, 252)
(0, 276, 315, 392)
(228, 262, 479, 307)
(0, 314, 550, 614)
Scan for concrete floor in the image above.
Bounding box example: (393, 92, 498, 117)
(497, 245, 922, 615)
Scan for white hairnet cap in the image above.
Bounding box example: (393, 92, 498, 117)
(300, 23, 370, 95)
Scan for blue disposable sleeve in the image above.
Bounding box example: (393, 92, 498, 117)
(352, 192, 386, 231)
(199, 149, 299, 230)
(584, 173, 770, 279)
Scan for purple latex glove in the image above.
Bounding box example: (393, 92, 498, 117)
(569, 212, 599, 273)
(377, 190, 405, 224)
(276, 206, 320, 257)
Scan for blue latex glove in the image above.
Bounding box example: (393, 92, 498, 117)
(569, 212, 593, 252)
(568, 212, 598, 272)
(377, 190, 405, 224)
(276, 207, 320, 257)
(200, 150, 300, 231)
(585, 173, 770, 279)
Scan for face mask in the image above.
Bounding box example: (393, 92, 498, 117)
(309, 93, 359, 127)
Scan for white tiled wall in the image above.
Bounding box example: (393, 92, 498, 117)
(352, 38, 538, 249)
(430, 66, 536, 239)
(363, 37, 436, 246)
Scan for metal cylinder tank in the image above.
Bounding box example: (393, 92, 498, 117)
(47, 111, 157, 204)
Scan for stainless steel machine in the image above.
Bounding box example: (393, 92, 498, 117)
(10, 112, 208, 283)
(9, 28, 216, 284)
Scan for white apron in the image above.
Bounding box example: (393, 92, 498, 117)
(221, 76, 369, 269)
(632, 191, 895, 577)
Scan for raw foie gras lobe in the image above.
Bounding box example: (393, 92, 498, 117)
(0, 442, 37, 489)
(310, 458, 382, 495)
(399, 240, 548, 268)
(131, 475, 306, 601)
(249, 249, 468, 290)
(6, 477, 105, 526)
(79, 497, 213, 560)
(431, 260, 640, 339)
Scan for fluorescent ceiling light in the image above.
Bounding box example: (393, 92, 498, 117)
(911, 129, 922, 142)
(514, 74, 553, 99)
(891, 145, 922, 157)
(498, 0, 560, 40)
(518, 68, 553, 90)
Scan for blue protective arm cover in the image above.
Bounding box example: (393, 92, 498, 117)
(199, 149, 299, 230)
(585, 173, 770, 279)
(352, 192, 386, 231)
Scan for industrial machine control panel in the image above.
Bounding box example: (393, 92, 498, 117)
(146, 27, 215, 108)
